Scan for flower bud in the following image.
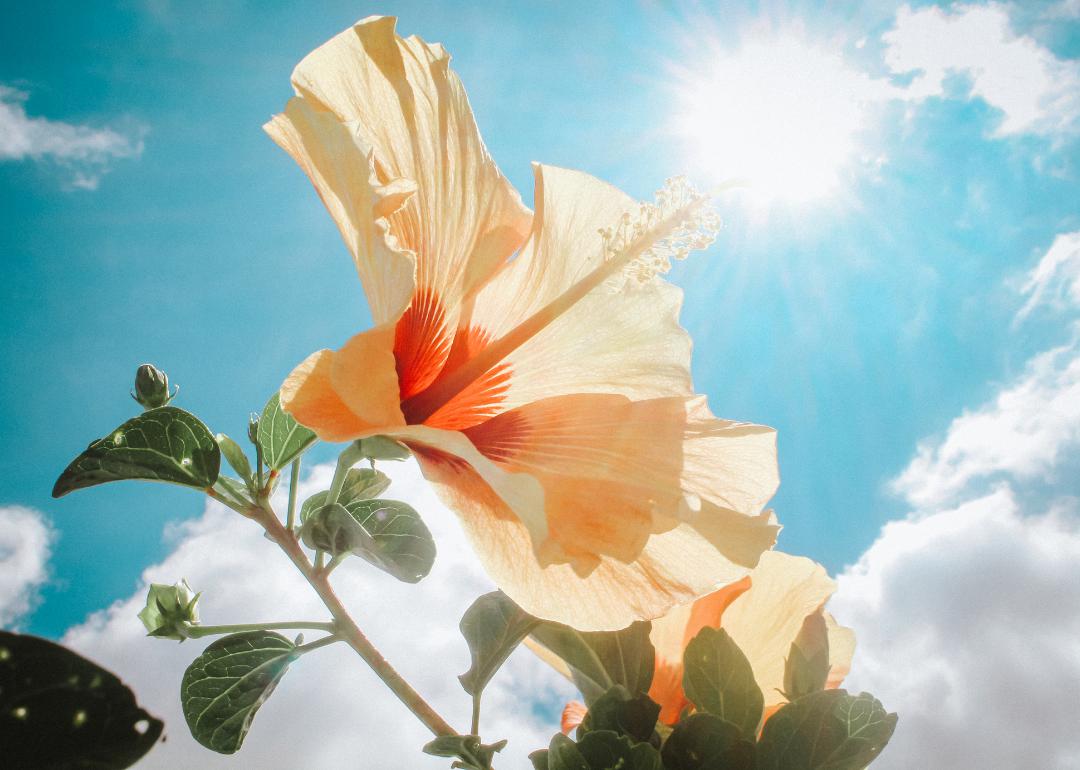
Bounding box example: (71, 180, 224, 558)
(248, 413, 260, 445)
(132, 364, 175, 410)
(137, 579, 200, 641)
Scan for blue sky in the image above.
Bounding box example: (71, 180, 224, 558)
(3, 2, 1080, 766)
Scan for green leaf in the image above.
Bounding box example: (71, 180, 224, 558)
(215, 433, 253, 484)
(661, 713, 756, 770)
(682, 627, 764, 740)
(576, 730, 662, 770)
(529, 749, 551, 770)
(180, 631, 297, 754)
(783, 613, 831, 701)
(300, 498, 436, 582)
(52, 406, 220, 497)
(422, 735, 507, 770)
(298, 468, 391, 522)
(530, 620, 654, 705)
(756, 689, 898, 770)
(578, 685, 660, 744)
(546, 734, 590, 770)
(458, 591, 539, 697)
(0, 631, 163, 769)
(257, 392, 317, 471)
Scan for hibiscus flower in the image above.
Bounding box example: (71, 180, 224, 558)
(264, 16, 780, 630)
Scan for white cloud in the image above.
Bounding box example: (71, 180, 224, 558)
(0, 505, 56, 628)
(831, 487, 1080, 769)
(883, 3, 1080, 137)
(891, 331, 1080, 509)
(1017, 231, 1080, 322)
(62, 461, 573, 769)
(0, 85, 144, 189)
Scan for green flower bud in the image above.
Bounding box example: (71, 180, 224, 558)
(248, 413, 260, 445)
(131, 363, 175, 410)
(137, 579, 200, 641)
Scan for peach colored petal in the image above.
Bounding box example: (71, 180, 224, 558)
(561, 701, 588, 735)
(279, 350, 373, 443)
(824, 611, 855, 690)
(327, 323, 406, 430)
(720, 552, 837, 710)
(405, 437, 777, 630)
(648, 576, 752, 725)
(466, 164, 694, 414)
(264, 96, 416, 324)
(288, 16, 531, 381)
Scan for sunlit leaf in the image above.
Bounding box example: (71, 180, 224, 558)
(257, 392, 317, 471)
(180, 631, 297, 754)
(661, 713, 756, 770)
(530, 621, 654, 705)
(298, 468, 391, 522)
(0, 631, 163, 769)
(682, 627, 763, 740)
(458, 591, 539, 697)
(756, 689, 898, 770)
(52, 407, 220, 497)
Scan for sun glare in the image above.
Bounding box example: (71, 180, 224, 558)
(674, 34, 880, 203)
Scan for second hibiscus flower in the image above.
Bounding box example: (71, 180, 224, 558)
(265, 15, 780, 630)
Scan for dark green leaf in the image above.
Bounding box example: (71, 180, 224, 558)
(215, 433, 253, 484)
(530, 620, 654, 705)
(547, 734, 590, 770)
(0, 631, 163, 769)
(682, 627, 764, 740)
(300, 498, 436, 582)
(661, 713, 756, 770)
(578, 685, 660, 744)
(257, 392, 317, 470)
(530, 749, 550, 770)
(180, 631, 297, 754)
(422, 734, 506, 770)
(459, 591, 539, 697)
(53, 407, 220, 497)
(757, 689, 898, 770)
(576, 730, 662, 770)
(298, 468, 391, 522)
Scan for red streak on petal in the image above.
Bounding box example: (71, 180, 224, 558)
(394, 287, 452, 401)
(406, 324, 512, 431)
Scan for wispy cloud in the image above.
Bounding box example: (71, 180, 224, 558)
(1017, 231, 1080, 322)
(0, 85, 145, 189)
(0, 505, 55, 629)
(883, 3, 1080, 138)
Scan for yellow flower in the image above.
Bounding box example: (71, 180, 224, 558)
(647, 551, 855, 725)
(265, 16, 780, 630)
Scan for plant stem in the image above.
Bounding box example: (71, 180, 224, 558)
(286, 458, 301, 530)
(206, 486, 251, 516)
(295, 634, 342, 655)
(255, 504, 456, 737)
(186, 620, 336, 639)
(471, 694, 481, 736)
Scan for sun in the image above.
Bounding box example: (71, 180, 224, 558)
(672, 33, 881, 203)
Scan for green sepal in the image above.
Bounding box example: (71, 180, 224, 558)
(576, 730, 662, 770)
(577, 685, 660, 745)
(357, 434, 411, 462)
(661, 713, 756, 770)
(300, 498, 436, 583)
(137, 579, 200, 641)
(298, 468, 391, 522)
(458, 591, 539, 697)
(0, 631, 164, 769)
(52, 406, 220, 497)
(529, 620, 654, 705)
(682, 626, 764, 740)
(215, 433, 253, 486)
(257, 393, 317, 471)
(422, 735, 507, 770)
(756, 689, 898, 770)
(180, 631, 297, 754)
